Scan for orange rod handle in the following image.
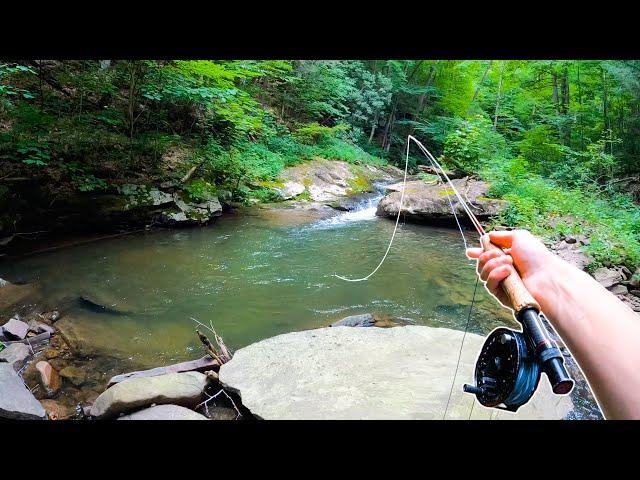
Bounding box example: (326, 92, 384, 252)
(480, 234, 541, 315)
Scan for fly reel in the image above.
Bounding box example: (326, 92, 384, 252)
(463, 308, 574, 412)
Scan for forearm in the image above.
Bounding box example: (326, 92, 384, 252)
(539, 256, 640, 419)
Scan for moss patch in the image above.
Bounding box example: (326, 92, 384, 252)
(346, 171, 373, 195)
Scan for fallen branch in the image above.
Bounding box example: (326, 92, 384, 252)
(107, 355, 219, 387)
(181, 160, 206, 183)
(195, 388, 242, 420)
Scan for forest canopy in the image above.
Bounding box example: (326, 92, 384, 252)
(1, 60, 639, 270)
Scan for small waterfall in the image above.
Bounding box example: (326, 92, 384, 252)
(311, 181, 388, 229)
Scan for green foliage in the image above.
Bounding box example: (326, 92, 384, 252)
(490, 158, 640, 270)
(16, 141, 50, 166)
(443, 115, 510, 174)
(0, 63, 36, 100)
(2, 59, 640, 271)
(184, 178, 217, 202)
(62, 161, 108, 191)
(293, 122, 349, 144)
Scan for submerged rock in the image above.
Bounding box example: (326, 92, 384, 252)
(90, 371, 209, 418)
(36, 361, 62, 395)
(219, 326, 573, 420)
(376, 178, 505, 225)
(59, 365, 87, 387)
(39, 399, 75, 420)
(118, 404, 208, 420)
(330, 314, 375, 328)
(0, 363, 47, 420)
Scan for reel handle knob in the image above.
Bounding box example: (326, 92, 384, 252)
(545, 357, 574, 395)
(480, 234, 541, 315)
(463, 384, 484, 395)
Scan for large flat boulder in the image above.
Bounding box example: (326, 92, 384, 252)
(219, 326, 573, 420)
(376, 178, 505, 225)
(0, 363, 47, 420)
(89, 371, 208, 418)
(118, 404, 208, 420)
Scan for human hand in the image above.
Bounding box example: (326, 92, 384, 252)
(466, 229, 558, 311)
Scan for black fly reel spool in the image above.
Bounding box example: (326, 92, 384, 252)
(463, 307, 574, 412)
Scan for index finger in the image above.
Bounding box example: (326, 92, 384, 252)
(465, 247, 483, 259)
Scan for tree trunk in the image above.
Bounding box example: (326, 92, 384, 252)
(368, 111, 379, 143)
(552, 72, 559, 113)
(602, 66, 610, 134)
(561, 66, 570, 114)
(128, 62, 139, 140)
(493, 61, 506, 131)
(471, 60, 493, 104)
(561, 65, 571, 145)
(577, 63, 584, 149)
(381, 97, 398, 150)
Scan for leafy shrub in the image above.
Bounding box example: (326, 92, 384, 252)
(16, 141, 50, 166)
(184, 178, 217, 202)
(489, 157, 640, 270)
(443, 115, 510, 174)
(293, 122, 349, 144)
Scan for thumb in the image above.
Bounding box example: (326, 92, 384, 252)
(488, 230, 516, 249)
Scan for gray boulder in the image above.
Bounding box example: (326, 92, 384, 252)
(0, 343, 31, 371)
(593, 267, 625, 289)
(0, 363, 47, 420)
(330, 313, 375, 328)
(275, 181, 306, 200)
(610, 284, 629, 296)
(90, 371, 209, 418)
(219, 326, 573, 420)
(276, 159, 381, 202)
(376, 178, 505, 224)
(551, 241, 593, 271)
(118, 404, 208, 420)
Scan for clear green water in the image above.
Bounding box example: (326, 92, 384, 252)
(2, 201, 513, 369)
(1, 200, 602, 418)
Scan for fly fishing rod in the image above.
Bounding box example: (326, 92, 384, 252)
(408, 136, 574, 412)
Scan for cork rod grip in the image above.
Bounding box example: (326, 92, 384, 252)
(480, 234, 540, 315)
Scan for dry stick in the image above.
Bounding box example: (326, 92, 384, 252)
(196, 329, 222, 364)
(191, 317, 233, 363)
(209, 319, 232, 362)
(195, 388, 242, 420)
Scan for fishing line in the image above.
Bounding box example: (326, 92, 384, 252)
(331, 134, 487, 420)
(334, 135, 479, 282)
(332, 137, 410, 282)
(443, 276, 479, 420)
